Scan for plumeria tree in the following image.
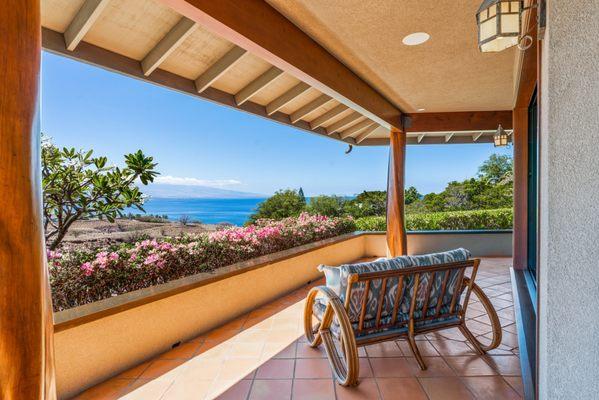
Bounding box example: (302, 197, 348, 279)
(42, 137, 158, 250)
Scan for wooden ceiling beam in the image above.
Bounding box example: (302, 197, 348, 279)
(64, 0, 110, 51)
(355, 124, 379, 144)
(41, 27, 354, 147)
(290, 94, 332, 123)
(326, 112, 362, 135)
(340, 119, 375, 139)
(142, 17, 197, 76)
(310, 104, 346, 129)
(194, 46, 247, 93)
(158, 0, 403, 129)
(235, 66, 283, 105)
(404, 111, 513, 132)
(266, 82, 310, 116)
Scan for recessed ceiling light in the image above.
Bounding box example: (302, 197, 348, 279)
(402, 32, 430, 46)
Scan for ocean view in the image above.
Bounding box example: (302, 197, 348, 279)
(135, 197, 267, 226)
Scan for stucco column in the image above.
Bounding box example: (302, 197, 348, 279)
(386, 128, 408, 256)
(537, 2, 599, 398)
(0, 1, 57, 399)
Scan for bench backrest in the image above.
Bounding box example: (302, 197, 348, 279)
(342, 259, 480, 335)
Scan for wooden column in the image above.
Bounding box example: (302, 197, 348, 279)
(512, 108, 529, 270)
(386, 128, 408, 256)
(0, 1, 57, 399)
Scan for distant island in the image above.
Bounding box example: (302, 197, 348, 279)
(139, 183, 265, 199)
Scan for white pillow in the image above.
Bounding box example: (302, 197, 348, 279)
(317, 264, 341, 295)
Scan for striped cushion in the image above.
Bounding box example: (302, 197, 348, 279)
(338, 256, 412, 323)
(408, 248, 471, 311)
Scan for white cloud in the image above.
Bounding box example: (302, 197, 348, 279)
(154, 175, 242, 187)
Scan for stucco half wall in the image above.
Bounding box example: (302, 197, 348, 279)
(53, 231, 512, 398)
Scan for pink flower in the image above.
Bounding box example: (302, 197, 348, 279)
(108, 252, 119, 262)
(46, 250, 62, 260)
(80, 262, 94, 276)
(144, 253, 161, 266)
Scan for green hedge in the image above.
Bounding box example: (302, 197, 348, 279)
(355, 208, 513, 232)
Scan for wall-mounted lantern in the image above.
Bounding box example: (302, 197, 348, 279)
(493, 124, 510, 147)
(477, 0, 522, 52)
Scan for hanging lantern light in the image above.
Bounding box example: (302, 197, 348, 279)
(493, 124, 509, 147)
(477, 0, 522, 52)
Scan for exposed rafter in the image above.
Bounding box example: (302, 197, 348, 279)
(340, 119, 375, 139)
(158, 0, 403, 129)
(290, 94, 332, 123)
(42, 28, 353, 147)
(310, 104, 347, 129)
(235, 67, 283, 105)
(194, 46, 247, 93)
(141, 17, 197, 76)
(326, 112, 362, 135)
(64, 0, 110, 51)
(355, 124, 379, 144)
(265, 82, 310, 115)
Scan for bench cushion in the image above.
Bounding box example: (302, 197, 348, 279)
(339, 256, 412, 323)
(313, 297, 461, 338)
(408, 248, 471, 311)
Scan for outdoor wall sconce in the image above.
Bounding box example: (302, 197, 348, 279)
(476, 0, 539, 52)
(493, 124, 510, 147)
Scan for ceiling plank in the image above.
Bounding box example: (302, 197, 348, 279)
(158, 0, 403, 129)
(64, 0, 110, 51)
(326, 112, 362, 135)
(141, 17, 197, 76)
(194, 46, 247, 93)
(340, 119, 375, 139)
(41, 27, 354, 146)
(265, 82, 310, 115)
(310, 104, 347, 129)
(355, 124, 379, 144)
(405, 111, 513, 132)
(235, 67, 283, 105)
(290, 94, 332, 123)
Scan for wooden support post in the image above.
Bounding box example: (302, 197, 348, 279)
(512, 108, 529, 269)
(386, 128, 408, 256)
(0, 1, 56, 399)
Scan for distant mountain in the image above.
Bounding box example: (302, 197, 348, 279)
(139, 183, 265, 199)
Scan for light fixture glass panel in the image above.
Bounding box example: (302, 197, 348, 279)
(481, 36, 519, 52)
(502, 14, 520, 33)
(480, 17, 497, 41)
(501, 2, 510, 12)
(511, 1, 520, 12)
(489, 4, 497, 17)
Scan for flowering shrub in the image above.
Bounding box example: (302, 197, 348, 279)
(49, 213, 355, 311)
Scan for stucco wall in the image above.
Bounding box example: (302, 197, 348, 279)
(364, 231, 513, 258)
(538, 2, 599, 399)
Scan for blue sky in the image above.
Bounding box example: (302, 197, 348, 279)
(41, 52, 511, 197)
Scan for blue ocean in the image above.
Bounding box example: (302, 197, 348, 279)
(131, 198, 267, 226)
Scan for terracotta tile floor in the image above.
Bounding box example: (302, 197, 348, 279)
(74, 257, 522, 400)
